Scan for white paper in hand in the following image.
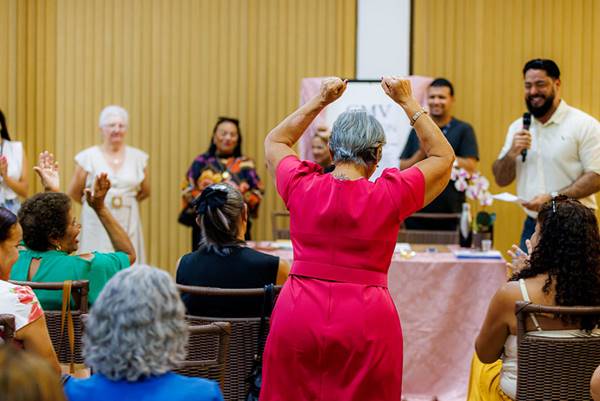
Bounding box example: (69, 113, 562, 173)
(492, 192, 525, 204)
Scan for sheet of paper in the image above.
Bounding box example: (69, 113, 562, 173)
(492, 192, 525, 203)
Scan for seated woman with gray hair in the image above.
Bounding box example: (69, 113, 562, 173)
(64, 265, 224, 401)
(260, 77, 455, 400)
(176, 183, 289, 317)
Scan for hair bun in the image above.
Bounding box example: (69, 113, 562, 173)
(193, 184, 228, 215)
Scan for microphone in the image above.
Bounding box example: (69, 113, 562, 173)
(521, 112, 531, 162)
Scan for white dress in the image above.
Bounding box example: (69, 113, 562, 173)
(75, 145, 148, 264)
(0, 140, 24, 214)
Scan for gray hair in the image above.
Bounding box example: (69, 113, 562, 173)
(83, 265, 188, 381)
(98, 105, 129, 128)
(329, 110, 386, 167)
(197, 183, 245, 255)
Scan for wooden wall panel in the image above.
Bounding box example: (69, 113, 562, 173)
(413, 0, 600, 255)
(8, 0, 356, 273)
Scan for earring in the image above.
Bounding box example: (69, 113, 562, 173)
(55, 244, 61, 251)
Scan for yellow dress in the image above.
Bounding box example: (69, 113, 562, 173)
(467, 353, 513, 401)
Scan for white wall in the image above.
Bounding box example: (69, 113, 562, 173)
(356, 0, 411, 78)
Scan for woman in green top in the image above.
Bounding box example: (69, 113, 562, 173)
(10, 152, 136, 310)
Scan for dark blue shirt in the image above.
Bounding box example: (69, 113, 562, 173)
(65, 372, 224, 401)
(400, 117, 479, 229)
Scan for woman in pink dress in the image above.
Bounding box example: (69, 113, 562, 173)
(260, 77, 455, 401)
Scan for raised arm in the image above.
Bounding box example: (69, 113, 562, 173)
(265, 78, 347, 178)
(85, 174, 136, 264)
(382, 77, 455, 206)
(67, 165, 88, 204)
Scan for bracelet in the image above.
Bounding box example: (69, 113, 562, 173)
(410, 109, 427, 126)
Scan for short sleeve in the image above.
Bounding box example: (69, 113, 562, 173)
(0, 283, 43, 331)
(86, 251, 130, 303)
(578, 117, 600, 175)
(400, 129, 419, 159)
(456, 124, 479, 160)
(275, 155, 322, 204)
(382, 166, 426, 221)
(498, 120, 520, 160)
(74, 148, 94, 173)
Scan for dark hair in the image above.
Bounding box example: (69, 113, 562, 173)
(429, 78, 454, 96)
(523, 59, 561, 80)
(18, 193, 71, 251)
(207, 117, 242, 157)
(0, 207, 17, 242)
(193, 183, 245, 255)
(511, 197, 600, 330)
(0, 110, 11, 141)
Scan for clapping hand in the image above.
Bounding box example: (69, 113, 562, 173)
(33, 151, 60, 192)
(319, 77, 347, 106)
(506, 240, 532, 274)
(381, 76, 413, 106)
(84, 173, 111, 211)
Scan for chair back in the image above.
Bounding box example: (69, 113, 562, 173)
(173, 321, 231, 388)
(398, 212, 460, 244)
(9, 280, 89, 364)
(515, 301, 600, 401)
(0, 314, 16, 344)
(271, 211, 290, 240)
(177, 285, 282, 401)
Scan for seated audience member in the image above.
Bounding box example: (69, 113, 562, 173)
(10, 152, 135, 310)
(0, 345, 66, 401)
(311, 125, 333, 170)
(0, 207, 60, 373)
(64, 265, 224, 401)
(468, 196, 600, 401)
(176, 183, 289, 317)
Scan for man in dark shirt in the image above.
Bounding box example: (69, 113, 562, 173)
(400, 78, 479, 230)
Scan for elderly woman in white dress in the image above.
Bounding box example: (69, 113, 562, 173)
(68, 105, 150, 264)
(0, 109, 29, 213)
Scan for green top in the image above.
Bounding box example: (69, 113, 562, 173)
(9, 249, 130, 310)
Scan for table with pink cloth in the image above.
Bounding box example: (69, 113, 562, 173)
(250, 242, 507, 401)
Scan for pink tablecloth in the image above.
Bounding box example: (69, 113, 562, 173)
(251, 243, 507, 401)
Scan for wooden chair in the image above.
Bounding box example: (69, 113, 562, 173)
(0, 314, 16, 344)
(515, 301, 600, 401)
(398, 212, 461, 244)
(9, 280, 89, 364)
(177, 285, 282, 401)
(174, 321, 231, 389)
(271, 211, 290, 240)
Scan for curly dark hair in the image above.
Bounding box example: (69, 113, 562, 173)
(511, 197, 600, 330)
(18, 192, 71, 251)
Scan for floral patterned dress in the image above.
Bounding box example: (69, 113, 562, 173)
(181, 152, 264, 249)
(0, 280, 43, 339)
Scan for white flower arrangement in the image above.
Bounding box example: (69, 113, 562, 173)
(451, 161, 493, 206)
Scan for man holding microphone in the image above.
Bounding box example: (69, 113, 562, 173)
(493, 59, 600, 250)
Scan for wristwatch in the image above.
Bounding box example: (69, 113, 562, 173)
(410, 109, 427, 126)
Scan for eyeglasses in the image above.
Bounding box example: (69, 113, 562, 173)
(551, 194, 568, 213)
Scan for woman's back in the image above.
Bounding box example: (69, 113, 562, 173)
(176, 247, 279, 317)
(278, 156, 425, 284)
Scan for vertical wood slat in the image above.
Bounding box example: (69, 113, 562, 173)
(4, 0, 356, 274)
(412, 0, 600, 256)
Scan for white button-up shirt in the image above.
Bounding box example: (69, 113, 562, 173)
(498, 100, 600, 218)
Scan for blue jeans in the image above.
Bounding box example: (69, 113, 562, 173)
(519, 216, 536, 252)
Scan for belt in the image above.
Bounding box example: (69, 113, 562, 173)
(106, 194, 136, 209)
(291, 260, 388, 287)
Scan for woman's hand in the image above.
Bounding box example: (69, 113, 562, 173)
(33, 151, 60, 192)
(381, 76, 413, 106)
(319, 77, 347, 106)
(84, 173, 111, 211)
(0, 156, 8, 178)
(506, 240, 532, 274)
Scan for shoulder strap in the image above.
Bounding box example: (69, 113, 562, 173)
(518, 279, 542, 331)
(60, 280, 76, 373)
(255, 284, 275, 361)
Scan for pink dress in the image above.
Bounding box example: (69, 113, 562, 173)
(260, 155, 425, 401)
